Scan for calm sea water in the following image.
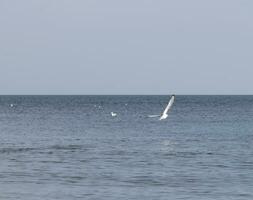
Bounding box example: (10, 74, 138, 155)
(0, 95, 252, 200)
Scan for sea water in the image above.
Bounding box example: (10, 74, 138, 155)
(0, 95, 252, 199)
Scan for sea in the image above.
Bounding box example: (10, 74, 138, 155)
(0, 95, 252, 200)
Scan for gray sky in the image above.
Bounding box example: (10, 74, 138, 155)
(0, 0, 252, 94)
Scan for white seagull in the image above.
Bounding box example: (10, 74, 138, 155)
(111, 112, 117, 117)
(159, 95, 175, 120)
(148, 95, 175, 120)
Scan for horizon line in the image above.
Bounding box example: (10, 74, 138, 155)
(0, 94, 252, 96)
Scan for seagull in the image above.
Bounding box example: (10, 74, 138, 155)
(148, 95, 175, 120)
(111, 112, 117, 117)
(159, 95, 175, 120)
(10, 104, 14, 108)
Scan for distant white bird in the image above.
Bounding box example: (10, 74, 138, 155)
(159, 95, 175, 120)
(10, 104, 14, 108)
(111, 112, 117, 117)
(148, 95, 175, 120)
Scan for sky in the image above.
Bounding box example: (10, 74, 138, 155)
(0, 0, 253, 95)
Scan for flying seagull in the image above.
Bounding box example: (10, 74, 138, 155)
(159, 95, 175, 120)
(148, 95, 175, 120)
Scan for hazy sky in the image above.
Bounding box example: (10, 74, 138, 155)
(0, 0, 252, 94)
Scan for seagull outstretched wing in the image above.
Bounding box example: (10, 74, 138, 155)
(163, 95, 174, 115)
(160, 95, 175, 120)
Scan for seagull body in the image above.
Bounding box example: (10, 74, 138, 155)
(159, 95, 175, 120)
(111, 112, 117, 117)
(147, 95, 175, 120)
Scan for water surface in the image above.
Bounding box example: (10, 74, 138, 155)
(0, 95, 252, 199)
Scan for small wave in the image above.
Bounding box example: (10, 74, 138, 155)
(161, 151, 215, 158)
(124, 175, 167, 186)
(0, 144, 88, 154)
(0, 147, 36, 154)
(49, 144, 84, 151)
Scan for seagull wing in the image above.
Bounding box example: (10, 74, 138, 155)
(148, 114, 160, 118)
(162, 95, 175, 115)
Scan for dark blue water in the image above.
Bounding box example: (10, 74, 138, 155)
(0, 95, 253, 199)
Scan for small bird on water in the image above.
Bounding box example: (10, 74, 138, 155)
(111, 112, 117, 117)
